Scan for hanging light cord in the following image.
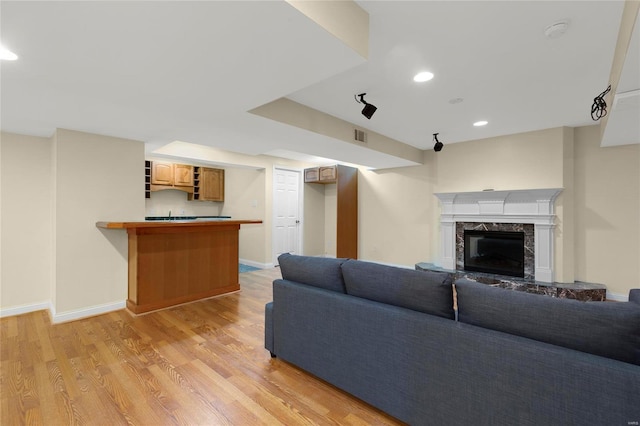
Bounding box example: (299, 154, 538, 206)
(591, 85, 611, 121)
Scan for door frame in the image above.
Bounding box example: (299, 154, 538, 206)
(272, 165, 304, 266)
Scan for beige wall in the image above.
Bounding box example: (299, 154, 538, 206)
(432, 128, 566, 192)
(53, 129, 144, 316)
(324, 184, 337, 256)
(220, 167, 266, 263)
(358, 161, 437, 266)
(1, 132, 53, 310)
(303, 182, 325, 256)
(1, 129, 144, 319)
(574, 125, 640, 296)
(145, 188, 222, 217)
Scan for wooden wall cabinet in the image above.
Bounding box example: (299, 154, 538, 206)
(304, 164, 358, 259)
(151, 161, 174, 185)
(319, 166, 337, 182)
(147, 160, 223, 201)
(173, 164, 194, 187)
(149, 161, 194, 194)
(305, 166, 339, 183)
(190, 167, 224, 202)
(304, 167, 319, 183)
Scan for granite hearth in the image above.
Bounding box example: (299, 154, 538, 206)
(415, 262, 606, 301)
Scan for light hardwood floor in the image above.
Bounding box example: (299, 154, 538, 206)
(1, 268, 404, 425)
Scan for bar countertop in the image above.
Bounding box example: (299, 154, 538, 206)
(96, 219, 262, 229)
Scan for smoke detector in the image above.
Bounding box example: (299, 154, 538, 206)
(545, 20, 570, 39)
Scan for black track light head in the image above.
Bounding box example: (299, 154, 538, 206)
(355, 93, 377, 119)
(433, 133, 444, 152)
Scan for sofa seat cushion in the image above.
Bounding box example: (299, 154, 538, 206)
(278, 253, 348, 293)
(341, 260, 454, 319)
(455, 279, 640, 365)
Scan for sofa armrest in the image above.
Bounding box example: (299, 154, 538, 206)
(265, 302, 275, 356)
(629, 289, 640, 304)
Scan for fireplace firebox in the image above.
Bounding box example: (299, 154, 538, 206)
(464, 230, 525, 278)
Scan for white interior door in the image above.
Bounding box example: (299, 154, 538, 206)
(273, 168, 301, 265)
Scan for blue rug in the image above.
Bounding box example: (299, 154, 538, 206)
(239, 264, 260, 273)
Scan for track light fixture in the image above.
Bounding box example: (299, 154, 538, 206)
(433, 133, 443, 152)
(355, 93, 377, 119)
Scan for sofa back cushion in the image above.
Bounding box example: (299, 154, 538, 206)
(455, 279, 640, 365)
(341, 260, 454, 319)
(278, 253, 347, 293)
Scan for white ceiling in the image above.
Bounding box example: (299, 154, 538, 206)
(1, 1, 636, 169)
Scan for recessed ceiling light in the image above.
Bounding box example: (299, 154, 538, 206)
(413, 71, 434, 82)
(473, 120, 488, 127)
(0, 45, 18, 61)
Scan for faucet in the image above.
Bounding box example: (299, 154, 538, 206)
(168, 210, 172, 220)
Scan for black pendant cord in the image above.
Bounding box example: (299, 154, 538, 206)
(591, 84, 611, 121)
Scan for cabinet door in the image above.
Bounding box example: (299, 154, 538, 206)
(319, 166, 337, 183)
(201, 168, 224, 201)
(304, 168, 319, 183)
(151, 161, 173, 185)
(173, 164, 194, 187)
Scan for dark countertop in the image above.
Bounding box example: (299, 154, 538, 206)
(144, 215, 232, 221)
(96, 219, 261, 229)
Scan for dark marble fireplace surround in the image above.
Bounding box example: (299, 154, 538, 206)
(417, 220, 607, 301)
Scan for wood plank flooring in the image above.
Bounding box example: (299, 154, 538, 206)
(1, 268, 404, 425)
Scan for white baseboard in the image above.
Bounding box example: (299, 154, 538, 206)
(1, 300, 125, 322)
(239, 258, 274, 269)
(606, 291, 629, 302)
(0, 301, 52, 318)
(51, 300, 126, 324)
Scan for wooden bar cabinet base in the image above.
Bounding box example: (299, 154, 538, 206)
(97, 220, 261, 314)
(127, 224, 241, 314)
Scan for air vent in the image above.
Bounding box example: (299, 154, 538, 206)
(354, 129, 367, 143)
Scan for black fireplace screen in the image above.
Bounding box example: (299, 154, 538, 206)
(464, 230, 525, 277)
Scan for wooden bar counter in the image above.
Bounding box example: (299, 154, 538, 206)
(97, 220, 262, 314)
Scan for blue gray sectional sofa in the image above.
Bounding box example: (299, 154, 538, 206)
(265, 254, 640, 425)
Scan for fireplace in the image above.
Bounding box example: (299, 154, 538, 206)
(457, 222, 534, 280)
(434, 188, 562, 282)
(464, 230, 524, 277)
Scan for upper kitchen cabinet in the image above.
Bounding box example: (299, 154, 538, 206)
(149, 161, 193, 194)
(189, 166, 224, 202)
(199, 167, 225, 202)
(173, 164, 194, 187)
(151, 161, 174, 185)
(304, 165, 338, 183)
(304, 167, 319, 183)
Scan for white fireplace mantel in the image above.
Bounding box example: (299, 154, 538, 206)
(434, 188, 563, 282)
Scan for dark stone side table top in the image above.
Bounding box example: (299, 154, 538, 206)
(415, 262, 607, 301)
